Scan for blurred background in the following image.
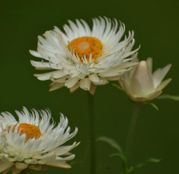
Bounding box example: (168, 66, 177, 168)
(0, 0, 179, 174)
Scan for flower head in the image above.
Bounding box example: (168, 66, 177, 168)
(30, 17, 138, 94)
(119, 58, 172, 102)
(0, 107, 78, 174)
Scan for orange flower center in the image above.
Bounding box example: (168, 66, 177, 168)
(68, 36, 103, 62)
(8, 123, 42, 141)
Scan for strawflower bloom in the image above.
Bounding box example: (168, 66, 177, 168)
(0, 107, 78, 174)
(30, 17, 138, 94)
(119, 58, 172, 102)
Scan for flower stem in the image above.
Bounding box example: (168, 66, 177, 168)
(125, 103, 141, 158)
(88, 93, 96, 174)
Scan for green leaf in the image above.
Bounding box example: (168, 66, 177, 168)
(149, 103, 159, 111)
(147, 158, 160, 163)
(97, 136, 123, 153)
(110, 153, 122, 158)
(97, 136, 128, 173)
(157, 94, 179, 101)
(128, 158, 160, 173)
(109, 153, 124, 160)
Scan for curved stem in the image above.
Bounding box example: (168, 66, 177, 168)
(125, 103, 141, 158)
(88, 93, 96, 174)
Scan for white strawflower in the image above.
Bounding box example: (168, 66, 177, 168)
(119, 58, 172, 102)
(30, 17, 138, 94)
(0, 107, 79, 174)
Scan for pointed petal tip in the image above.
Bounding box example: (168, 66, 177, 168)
(29, 50, 37, 56)
(48, 88, 54, 92)
(166, 63, 172, 70)
(29, 50, 33, 54)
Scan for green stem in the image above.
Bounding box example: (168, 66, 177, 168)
(121, 158, 129, 174)
(125, 103, 141, 159)
(88, 93, 96, 174)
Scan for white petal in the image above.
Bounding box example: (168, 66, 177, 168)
(131, 60, 154, 95)
(65, 77, 79, 88)
(34, 72, 53, 81)
(98, 59, 137, 77)
(55, 142, 79, 156)
(156, 78, 172, 91)
(0, 160, 13, 173)
(146, 57, 153, 72)
(89, 74, 108, 85)
(34, 71, 66, 81)
(28, 165, 46, 171)
(15, 163, 28, 170)
(29, 50, 42, 58)
(56, 154, 75, 161)
(79, 78, 91, 91)
(49, 82, 64, 92)
(88, 74, 100, 82)
(0, 112, 17, 128)
(89, 84, 96, 95)
(99, 69, 121, 77)
(69, 82, 80, 93)
(30, 60, 60, 70)
(47, 160, 71, 168)
(153, 64, 172, 88)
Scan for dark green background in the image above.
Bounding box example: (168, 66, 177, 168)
(0, 0, 179, 174)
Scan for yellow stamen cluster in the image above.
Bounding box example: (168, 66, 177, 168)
(68, 36, 103, 62)
(8, 123, 42, 141)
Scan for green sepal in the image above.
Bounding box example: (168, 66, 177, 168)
(111, 83, 122, 90)
(149, 103, 159, 111)
(157, 94, 179, 101)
